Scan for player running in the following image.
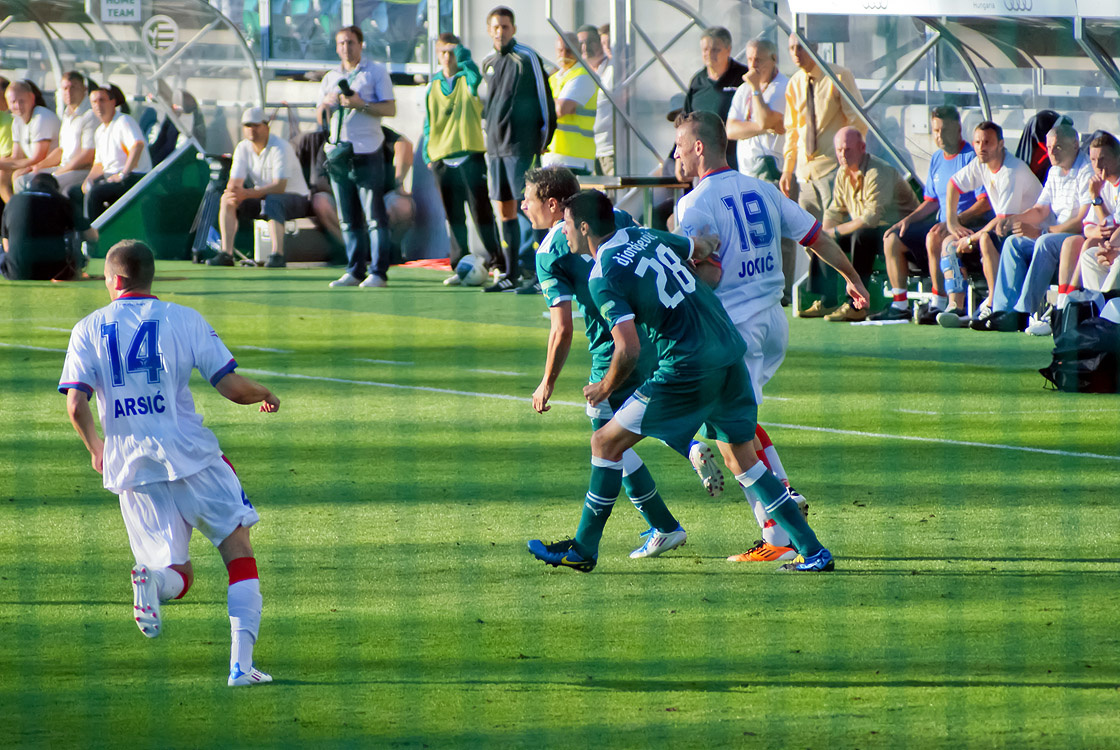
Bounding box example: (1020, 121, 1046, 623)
(530, 190, 835, 573)
(673, 111, 869, 562)
(525, 166, 722, 565)
(60, 240, 279, 687)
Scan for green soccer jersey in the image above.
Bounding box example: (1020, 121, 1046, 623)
(589, 227, 746, 379)
(536, 212, 651, 384)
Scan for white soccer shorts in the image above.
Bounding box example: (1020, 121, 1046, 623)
(118, 459, 260, 568)
(736, 305, 789, 404)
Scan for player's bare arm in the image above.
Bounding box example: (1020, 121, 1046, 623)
(807, 231, 871, 309)
(66, 389, 105, 473)
(693, 258, 722, 288)
(583, 320, 640, 406)
(214, 372, 281, 412)
(534, 302, 575, 413)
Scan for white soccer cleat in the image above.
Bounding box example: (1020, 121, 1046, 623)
(131, 566, 162, 638)
(228, 664, 273, 687)
(630, 525, 688, 558)
(688, 441, 724, 497)
(328, 272, 361, 288)
(789, 488, 810, 519)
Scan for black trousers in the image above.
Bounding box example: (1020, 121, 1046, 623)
(431, 154, 501, 266)
(808, 226, 887, 305)
(69, 173, 144, 231)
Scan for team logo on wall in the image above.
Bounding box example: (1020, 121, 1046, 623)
(142, 15, 179, 56)
(863, 0, 888, 8)
(1003, 0, 1033, 10)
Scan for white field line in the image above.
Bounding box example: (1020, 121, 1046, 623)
(467, 368, 523, 376)
(34, 326, 72, 333)
(356, 358, 414, 366)
(3, 341, 1114, 462)
(237, 345, 292, 353)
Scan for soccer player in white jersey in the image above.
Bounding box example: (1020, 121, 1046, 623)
(673, 111, 869, 562)
(59, 240, 279, 687)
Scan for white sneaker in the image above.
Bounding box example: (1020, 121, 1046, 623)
(688, 441, 724, 497)
(629, 525, 687, 558)
(1025, 319, 1052, 336)
(228, 664, 273, 687)
(329, 272, 361, 288)
(359, 274, 387, 288)
(789, 488, 810, 519)
(131, 565, 161, 638)
(443, 273, 461, 286)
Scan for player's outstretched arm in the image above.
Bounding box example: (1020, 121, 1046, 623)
(533, 302, 574, 414)
(66, 389, 105, 474)
(214, 372, 281, 413)
(807, 231, 871, 309)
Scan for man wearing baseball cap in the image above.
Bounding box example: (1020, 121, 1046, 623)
(209, 106, 310, 268)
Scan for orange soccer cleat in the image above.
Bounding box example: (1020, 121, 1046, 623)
(727, 540, 797, 562)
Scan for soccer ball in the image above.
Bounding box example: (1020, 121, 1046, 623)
(455, 254, 490, 286)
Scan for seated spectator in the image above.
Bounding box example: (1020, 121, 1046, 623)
(423, 32, 501, 282)
(0, 173, 78, 280)
(145, 87, 207, 165)
(1074, 132, 1120, 297)
(68, 85, 151, 253)
(937, 121, 1042, 328)
(978, 121, 1092, 332)
(817, 127, 918, 322)
(879, 105, 991, 323)
(209, 107, 310, 268)
(0, 80, 61, 203)
(0, 77, 11, 160)
(14, 71, 96, 195)
(683, 27, 749, 171)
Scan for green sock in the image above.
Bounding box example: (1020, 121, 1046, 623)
(574, 457, 623, 558)
(737, 465, 822, 556)
(622, 460, 678, 533)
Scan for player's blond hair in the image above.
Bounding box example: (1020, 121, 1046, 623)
(105, 240, 156, 291)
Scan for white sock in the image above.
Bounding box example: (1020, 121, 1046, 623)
(933, 294, 948, 310)
(749, 496, 791, 547)
(762, 445, 787, 485)
(153, 567, 186, 601)
(1057, 293, 1068, 309)
(620, 449, 643, 477)
(891, 288, 908, 309)
(228, 578, 262, 672)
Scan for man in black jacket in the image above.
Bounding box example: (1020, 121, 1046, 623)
(480, 6, 556, 292)
(683, 27, 749, 171)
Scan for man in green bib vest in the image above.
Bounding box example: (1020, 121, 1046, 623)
(423, 33, 502, 284)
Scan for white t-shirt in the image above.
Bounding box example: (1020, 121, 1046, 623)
(555, 70, 597, 109)
(593, 62, 613, 158)
(1037, 153, 1092, 225)
(950, 151, 1041, 216)
(726, 72, 788, 168)
(11, 105, 61, 158)
(230, 134, 310, 197)
(319, 60, 395, 154)
(59, 100, 98, 164)
(675, 167, 820, 323)
(58, 296, 237, 493)
(94, 112, 152, 175)
(1083, 177, 1120, 231)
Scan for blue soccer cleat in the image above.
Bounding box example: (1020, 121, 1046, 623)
(527, 538, 597, 572)
(777, 547, 835, 572)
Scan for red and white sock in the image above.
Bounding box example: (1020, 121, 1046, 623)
(1057, 284, 1074, 308)
(931, 290, 948, 311)
(153, 567, 188, 601)
(227, 557, 262, 672)
(755, 425, 789, 486)
(891, 288, 908, 310)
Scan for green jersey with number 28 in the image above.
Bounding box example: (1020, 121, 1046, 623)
(589, 227, 746, 379)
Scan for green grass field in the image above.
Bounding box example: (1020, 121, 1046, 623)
(2, 262, 1118, 749)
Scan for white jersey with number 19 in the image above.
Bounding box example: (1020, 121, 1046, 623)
(675, 167, 820, 323)
(58, 294, 238, 493)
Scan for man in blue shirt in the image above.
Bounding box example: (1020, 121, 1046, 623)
(873, 105, 992, 323)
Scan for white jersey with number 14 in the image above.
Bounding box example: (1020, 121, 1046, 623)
(58, 295, 238, 493)
(675, 167, 820, 323)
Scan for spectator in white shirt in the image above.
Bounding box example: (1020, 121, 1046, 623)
(980, 121, 1091, 332)
(937, 120, 1043, 327)
(576, 24, 615, 177)
(0, 80, 61, 203)
(69, 85, 151, 249)
(209, 107, 311, 269)
(1073, 132, 1120, 296)
(15, 71, 96, 195)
